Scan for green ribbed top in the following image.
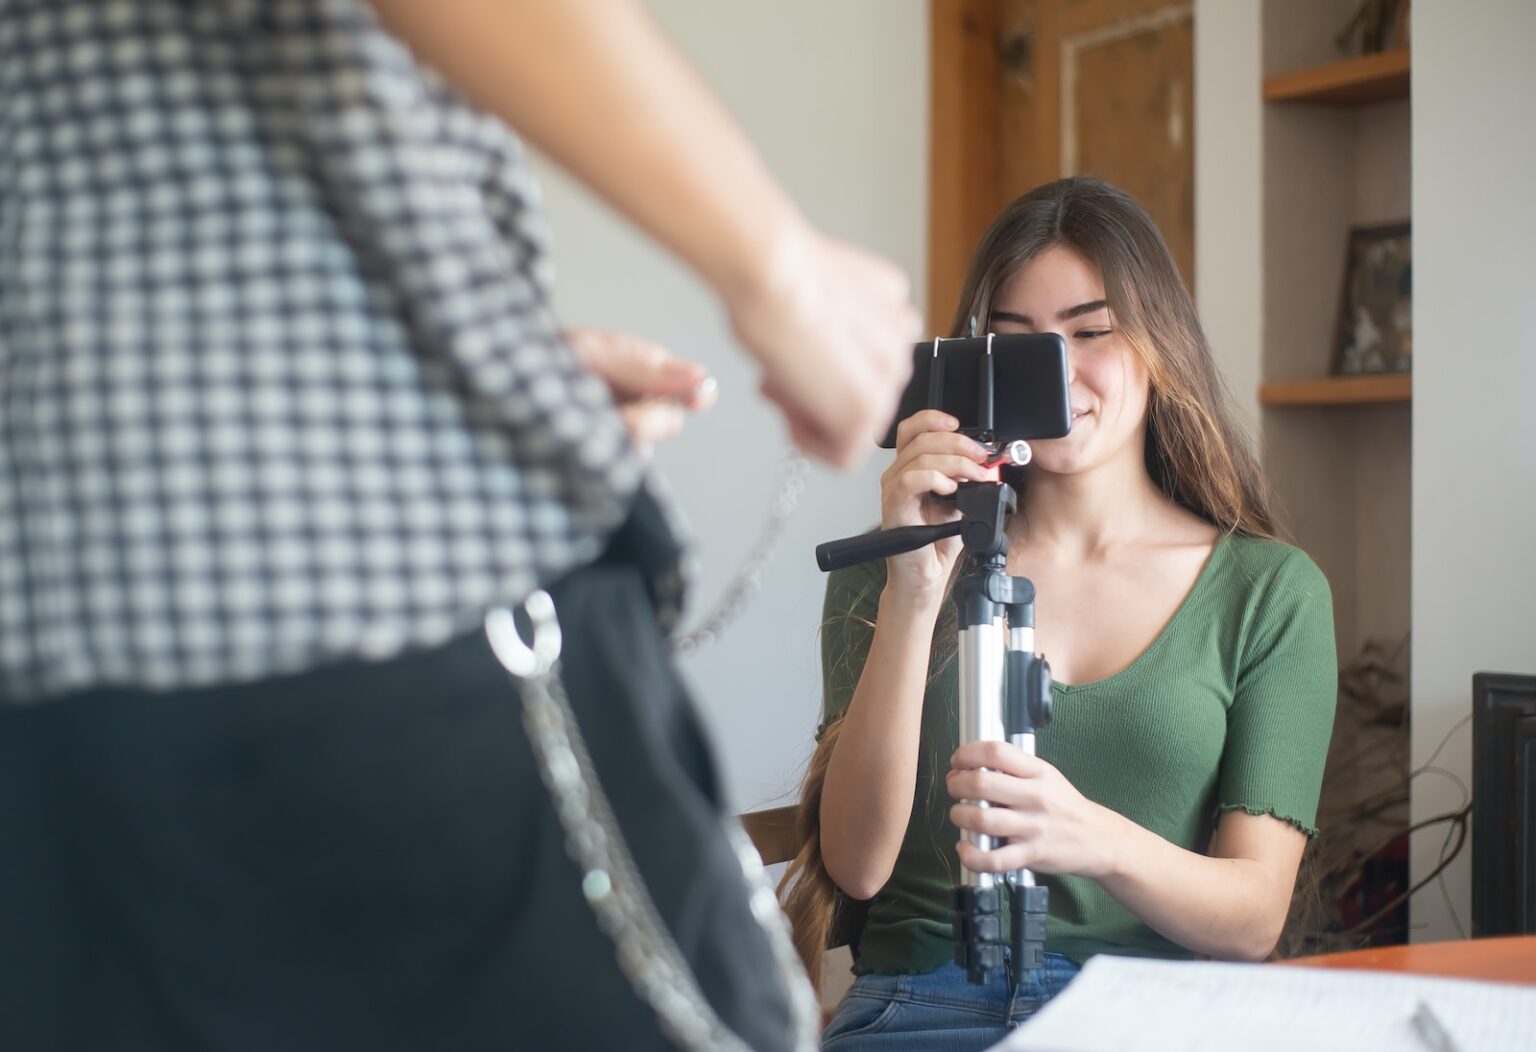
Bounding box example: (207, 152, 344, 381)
(818, 533, 1337, 974)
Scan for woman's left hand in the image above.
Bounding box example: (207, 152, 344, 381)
(566, 328, 717, 455)
(947, 741, 1124, 880)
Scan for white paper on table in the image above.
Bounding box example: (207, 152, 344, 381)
(989, 954, 1536, 1052)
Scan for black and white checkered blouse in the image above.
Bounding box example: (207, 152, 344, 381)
(0, 0, 653, 701)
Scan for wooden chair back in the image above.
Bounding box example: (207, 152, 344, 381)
(738, 804, 799, 866)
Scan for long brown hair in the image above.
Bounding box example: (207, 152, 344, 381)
(778, 718, 845, 993)
(780, 177, 1278, 986)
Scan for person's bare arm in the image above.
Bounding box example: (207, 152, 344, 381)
(370, 0, 788, 307)
(820, 412, 999, 897)
(949, 744, 1308, 960)
(368, 0, 917, 467)
(820, 586, 944, 899)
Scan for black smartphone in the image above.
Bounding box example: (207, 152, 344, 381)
(878, 333, 1072, 448)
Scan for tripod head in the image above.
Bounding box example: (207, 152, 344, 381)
(815, 473, 1053, 990)
(815, 477, 1015, 573)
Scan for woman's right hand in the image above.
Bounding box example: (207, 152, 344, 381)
(879, 411, 999, 600)
(725, 223, 919, 469)
(371, 1, 917, 469)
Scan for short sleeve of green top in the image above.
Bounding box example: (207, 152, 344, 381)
(817, 533, 1336, 974)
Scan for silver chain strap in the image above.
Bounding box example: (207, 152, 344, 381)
(672, 453, 807, 655)
(485, 601, 819, 1052)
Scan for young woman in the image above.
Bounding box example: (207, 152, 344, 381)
(783, 177, 1338, 1050)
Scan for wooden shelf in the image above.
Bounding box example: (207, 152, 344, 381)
(1264, 49, 1410, 105)
(1260, 374, 1411, 407)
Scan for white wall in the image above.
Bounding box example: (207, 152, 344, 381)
(1192, 0, 1263, 433)
(1410, 0, 1536, 941)
(531, 1, 930, 810)
(1200, 0, 1536, 942)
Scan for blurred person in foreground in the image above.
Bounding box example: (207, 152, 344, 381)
(0, 2, 918, 1050)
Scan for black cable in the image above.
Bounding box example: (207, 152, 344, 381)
(1338, 802, 1472, 936)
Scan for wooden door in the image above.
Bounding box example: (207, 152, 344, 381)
(929, 0, 1194, 331)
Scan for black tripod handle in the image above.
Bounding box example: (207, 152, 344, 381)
(816, 521, 964, 572)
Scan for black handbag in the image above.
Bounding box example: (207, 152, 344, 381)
(492, 486, 814, 1052)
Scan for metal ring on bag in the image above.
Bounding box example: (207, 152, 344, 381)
(484, 590, 562, 679)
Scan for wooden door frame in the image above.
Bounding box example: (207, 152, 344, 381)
(928, 0, 1004, 335)
(928, 0, 1196, 324)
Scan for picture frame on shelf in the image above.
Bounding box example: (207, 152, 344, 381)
(1335, 0, 1410, 56)
(1332, 221, 1412, 377)
(1390, 0, 1411, 50)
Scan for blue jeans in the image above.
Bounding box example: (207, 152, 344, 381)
(821, 956, 1081, 1051)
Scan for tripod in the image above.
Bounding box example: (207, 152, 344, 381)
(816, 475, 1053, 991)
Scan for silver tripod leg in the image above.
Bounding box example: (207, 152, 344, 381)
(954, 615, 1010, 982)
(1006, 622, 1038, 894)
(957, 616, 1008, 888)
(1004, 619, 1051, 975)
(954, 609, 1052, 985)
